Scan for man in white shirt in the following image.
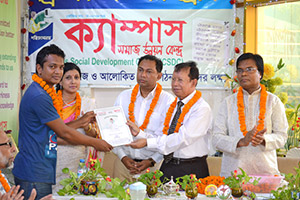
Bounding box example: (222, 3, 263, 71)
(113, 55, 174, 181)
(0, 128, 52, 200)
(212, 53, 288, 177)
(128, 61, 212, 180)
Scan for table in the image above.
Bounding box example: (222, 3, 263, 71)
(53, 192, 273, 199)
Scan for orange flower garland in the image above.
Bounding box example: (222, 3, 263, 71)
(237, 84, 267, 136)
(57, 90, 82, 120)
(32, 74, 62, 117)
(128, 83, 162, 131)
(163, 90, 202, 135)
(197, 176, 225, 194)
(0, 170, 10, 192)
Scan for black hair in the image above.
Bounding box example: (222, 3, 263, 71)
(138, 55, 163, 73)
(56, 62, 81, 91)
(35, 44, 65, 73)
(236, 53, 264, 79)
(174, 61, 199, 81)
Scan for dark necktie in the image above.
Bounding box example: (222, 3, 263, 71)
(164, 101, 184, 163)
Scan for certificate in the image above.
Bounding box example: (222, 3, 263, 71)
(94, 106, 133, 147)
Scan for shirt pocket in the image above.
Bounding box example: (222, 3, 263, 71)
(146, 112, 163, 132)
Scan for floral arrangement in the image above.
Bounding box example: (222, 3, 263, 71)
(285, 104, 300, 150)
(271, 162, 300, 199)
(196, 176, 225, 194)
(138, 169, 164, 187)
(176, 174, 200, 191)
(260, 58, 285, 93)
(223, 168, 260, 189)
(58, 158, 130, 200)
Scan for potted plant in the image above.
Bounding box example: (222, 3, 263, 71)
(223, 168, 259, 198)
(58, 158, 130, 200)
(176, 174, 200, 199)
(271, 162, 300, 199)
(138, 169, 164, 197)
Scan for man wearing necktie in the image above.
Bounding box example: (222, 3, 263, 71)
(127, 61, 212, 180)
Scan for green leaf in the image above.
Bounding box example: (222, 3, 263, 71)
(57, 189, 66, 196)
(62, 168, 70, 174)
(65, 184, 72, 191)
(277, 58, 285, 70)
(59, 178, 72, 186)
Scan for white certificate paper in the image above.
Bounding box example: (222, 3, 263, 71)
(94, 106, 133, 147)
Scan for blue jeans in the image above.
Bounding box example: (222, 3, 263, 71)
(14, 176, 52, 200)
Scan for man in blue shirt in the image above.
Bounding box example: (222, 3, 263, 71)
(13, 44, 113, 199)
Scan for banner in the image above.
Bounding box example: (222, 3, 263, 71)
(0, 0, 19, 140)
(27, 0, 234, 88)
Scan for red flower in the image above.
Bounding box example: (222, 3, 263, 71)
(230, 0, 236, 4)
(21, 28, 27, 34)
(21, 84, 26, 90)
(106, 177, 112, 182)
(233, 76, 238, 82)
(235, 47, 240, 54)
(231, 30, 236, 36)
(27, 0, 34, 6)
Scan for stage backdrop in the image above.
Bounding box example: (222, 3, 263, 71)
(26, 0, 234, 88)
(0, 0, 19, 140)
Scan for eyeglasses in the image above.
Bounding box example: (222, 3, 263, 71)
(0, 142, 12, 148)
(236, 67, 257, 74)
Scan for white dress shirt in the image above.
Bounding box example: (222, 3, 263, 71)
(212, 87, 288, 177)
(138, 90, 213, 159)
(113, 85, 174, 163)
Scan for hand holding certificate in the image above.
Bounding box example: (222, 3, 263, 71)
(94, 106, 133, 147)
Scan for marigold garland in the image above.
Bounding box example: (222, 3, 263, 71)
(57, 90, 82, 120)
(163, 90, 202, 135)
(237, 84, 267, 136)
(0, 170, 10, 192)
(197, 176, 225, 194)
(32, 74, 62, 117)
(128, 83, 162, 131)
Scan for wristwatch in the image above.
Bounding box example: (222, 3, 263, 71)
(148, 158, 156, 167)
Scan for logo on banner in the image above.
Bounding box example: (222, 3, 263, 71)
(39, 0, 55, 7)
(28, 8, 53, 55)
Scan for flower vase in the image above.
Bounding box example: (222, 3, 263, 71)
(231, 187, 243, 198)
(146, 183, 158, 197)
(185, 185, 198, 199)
(80, 180, 99, 195)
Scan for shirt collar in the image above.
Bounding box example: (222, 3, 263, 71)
(242, 86, 262, 96)
(137, 84, 157, 99)
(179, 90, 196, 105)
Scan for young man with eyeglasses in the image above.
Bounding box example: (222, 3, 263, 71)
(212, 53, 288, 177)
